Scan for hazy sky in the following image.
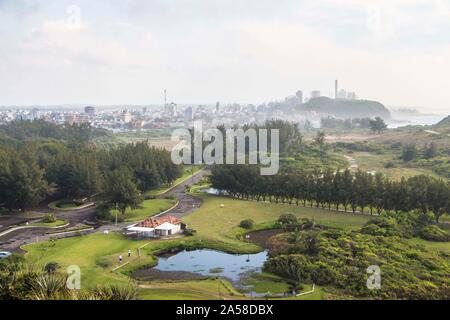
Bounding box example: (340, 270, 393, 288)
(1, 0, 450, 113)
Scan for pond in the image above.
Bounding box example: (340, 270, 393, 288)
(200, 188, 223, 195)
(153, 249, 268, 282)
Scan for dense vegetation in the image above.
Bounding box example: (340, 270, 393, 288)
(0, 121, 182, 212)
(301, 97, 391, 119)
(264, 218, 450, 299)
(320, 117, 387, 134)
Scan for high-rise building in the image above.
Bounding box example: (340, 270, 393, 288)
(168, 102, 177, 117)
(84, 106, 96, 115)
(335, 80, 338, 99)
(30, 108, 40, 120)
(121, 110, 132, 123)
(65, 113, 77, 125)
(216, 101, 220, 113)
(296, 90, 303, 104)
(311, 90, 321, 99)
(184, 106, 194, 121)
(338, 89, 357, 100)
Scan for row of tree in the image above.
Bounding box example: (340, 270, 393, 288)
(320, 116, 387, 134)
(210, 165, 450, 222)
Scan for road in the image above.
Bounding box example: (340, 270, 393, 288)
(158, 168, 208, 218)
(0, 168, 209, 252)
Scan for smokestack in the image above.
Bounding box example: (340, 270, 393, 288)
(335, 80, 338, 99)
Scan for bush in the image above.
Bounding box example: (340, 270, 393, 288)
(183, 228, 197, 236)
(43, 214, 56, 223)
(43, 262, 60, 274)
(384, 161, 396, 168)
(420, 225, 450, 242)
(95, 203, 112, 221)
(239, 219, 254, 229)
(277, 214, 298, 227)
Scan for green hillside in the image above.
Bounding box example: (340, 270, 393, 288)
(434, 115, 450, 130)
(301, 97, 391, 119)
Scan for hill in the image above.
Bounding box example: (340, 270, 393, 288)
(434, 115, 450, 129)
(301, 97, 391, 119)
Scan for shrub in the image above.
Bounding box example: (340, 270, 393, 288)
(420, 225, 450, 242)
(95, 203, 112, 221)
(384, 161, 396, 168)
(43, 262, 60, 274)
(239, 219, 254, 229)
(43, 214, 56, 223)
(361, 217, 405, 237)
(183, 228, 197, 236)
(277, 214, 298, 227)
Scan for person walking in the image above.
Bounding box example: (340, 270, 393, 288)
(128, 249, 132, 258)
(119, 255, 123, 264)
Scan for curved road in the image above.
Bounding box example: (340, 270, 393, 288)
(0, 168, 209, 252)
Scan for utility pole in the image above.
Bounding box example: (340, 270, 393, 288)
(115, 202, 118, 227)
(164, 89, 167, 112)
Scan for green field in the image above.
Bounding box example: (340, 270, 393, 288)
(27, 219, 68, 228)
(352, 151, 441, 180)
(110, 198, 177, 222)
(138, 279, 245, 300)
(48, 199, 92, 211)
(183, 193, 372, 251)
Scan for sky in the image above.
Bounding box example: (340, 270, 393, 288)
(1, 0, 450, 113)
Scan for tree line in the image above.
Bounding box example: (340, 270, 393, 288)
(0, 121, 181, 212)
(210, 165, 450, 222)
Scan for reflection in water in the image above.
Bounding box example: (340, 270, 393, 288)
(154, 249, 268, 282)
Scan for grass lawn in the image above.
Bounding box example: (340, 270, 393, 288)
(182, 193, 372, 253)
(48, 199, 91, 211)
(411, 238, 450, 253)
(27, 219, 68, 228)
(352, 152, 440, 180)
(110, 198, 177, 222)
(138, 279, 245, 300)
(23, 232, 154, 287)
(145, 166, 204, 196)
(283, 284, 325, 300)
(241, 272, 291, 295)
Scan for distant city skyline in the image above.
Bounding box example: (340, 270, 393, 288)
(1, 0, 450, 113)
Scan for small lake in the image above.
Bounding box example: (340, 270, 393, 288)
(153, 249, 268, 282)
(200, 188, 223, 195)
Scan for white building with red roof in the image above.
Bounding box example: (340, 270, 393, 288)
(127, 215, 184, 238)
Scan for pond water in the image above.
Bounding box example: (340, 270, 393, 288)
(154, 249, 268, 282)
(200, 188, 223, 195)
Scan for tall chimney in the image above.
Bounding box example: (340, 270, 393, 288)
(335, 80, 338, 99)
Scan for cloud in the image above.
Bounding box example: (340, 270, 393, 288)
(0, 0, 449, 112)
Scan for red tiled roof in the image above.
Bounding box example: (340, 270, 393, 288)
(138, 215, 181, 228)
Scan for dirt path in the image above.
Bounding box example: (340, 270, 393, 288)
(344, 155, 358, 171)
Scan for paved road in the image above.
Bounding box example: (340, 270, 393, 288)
(0, 206, 96, 253)
(0, 168, 209, 252)
(158, 168, 209, 218)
